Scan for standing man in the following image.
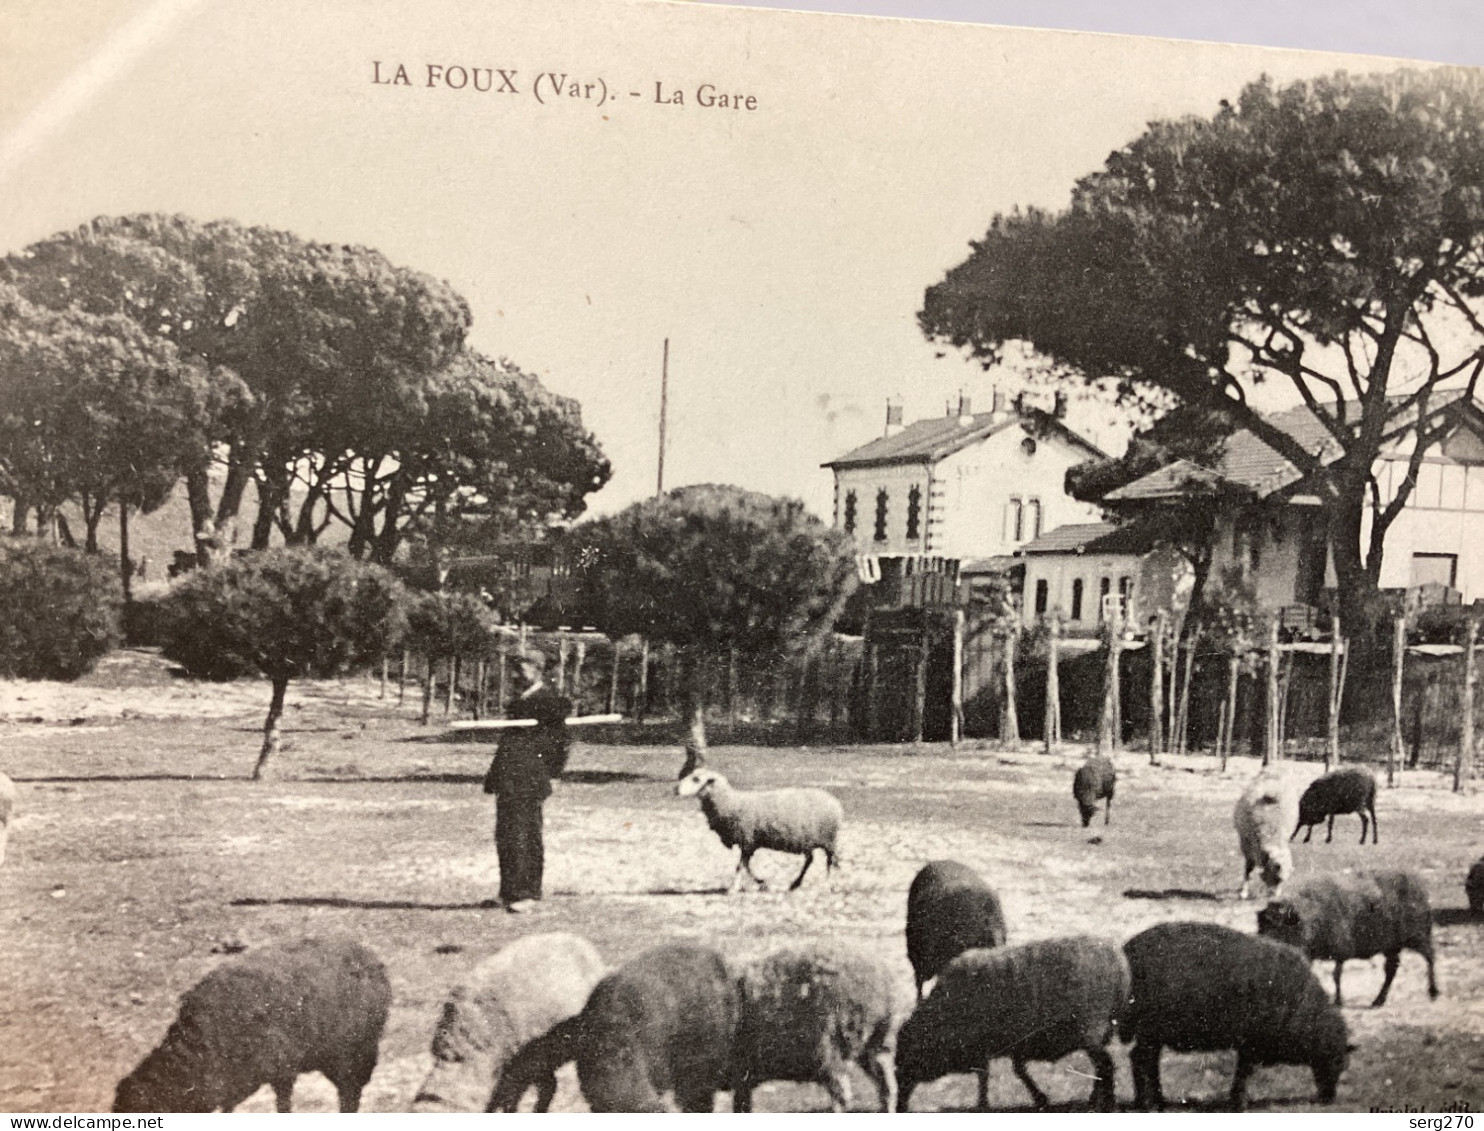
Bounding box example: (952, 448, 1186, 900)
(482, 649, 572, 913)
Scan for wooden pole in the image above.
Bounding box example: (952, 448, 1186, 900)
(1097, 620, 1120, 754)
(866, 643, 880, 741)
(1176, 640, 1195, 756)
(796, 655, 812, 744)
(1265, 621, 1280, 764)
(444, 655, 458, 716)
(637, 637, 650, 722)
(572, 639, 587, 714)
(951, 609, 964, 747)
(1459, 614, 1476, 793)
(556, 636, 570, 693)
(1002, 624, 1021, 745)
(1389, 615, 1405, 788)
(1149, 612, 1165, 763)
(607, 640, 621, 714)
(1223, 652, 1240, 770)
(829, 640, 842, 728)
(912, 623, 929, 744)
(420, 654, 434, 725)
(1217, 697, 1230, 771)
(1325, 616, 1342, 771)
(379, 656, 388, 699)
(474, 658, 486, 719)
(398, 649, 409, 705)
(1044, 614, 1061, 755)
(497, 651, 509, 716)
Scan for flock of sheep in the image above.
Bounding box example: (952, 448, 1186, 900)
(101, 750, 1473, 1113)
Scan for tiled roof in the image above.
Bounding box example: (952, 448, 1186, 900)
(1016, 521, 1163, 556)
(960, 554, 1021, 575)
(1103, 458, 1236, 502)
(823, 408, 1106, 468)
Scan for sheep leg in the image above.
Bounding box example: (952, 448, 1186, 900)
(1358, 812, 1369, 844)
(731, 852, 763, 893)
(271, 1077, 296, 1114)
(822, 1069, 853, 1112)
(1369, 805, 1378, 844)
(1012, 1059, 1049, 1109)
(731, 1080, 754, 1113)
(1085, 1046, 1116, 1111)
(1228, 1052, 1255, 1112)
(675, 1085, 716, 1113)
(1103, 796, 1112, 825)
(1130, 1041, 1163, 1111)
(865, 1049, 897, 1113)
(1332, 960, 1346, 1006)
(1239, 859, 1255, 900)
(975, 1067, 990, 1111)
(335, 1082, 365, 1114)
(789, 848, 816, 891)
(1373, 952, 1401, 1007)
(1325, 814, 1335, 843)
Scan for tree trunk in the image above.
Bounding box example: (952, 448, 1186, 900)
(119, 504, 133, 603)
(1149, 612, 1165, 763)
(186, 468, 215, 566)
(254, 676, 289, 780)
(1001, 626, 1020, 746)
(1389, 616, 1405, 787)
(678, 647, 708, 778)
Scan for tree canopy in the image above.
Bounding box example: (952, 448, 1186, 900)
(1, 214, 610, 573)
(921, 66, 1484, 614)
(574, 484, 857, 772)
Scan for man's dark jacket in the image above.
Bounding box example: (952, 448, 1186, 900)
(482, 688, 572, 800)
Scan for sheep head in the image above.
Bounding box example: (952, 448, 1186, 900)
(1255, 900, 1308, 949)
(676, 769, 725, 798)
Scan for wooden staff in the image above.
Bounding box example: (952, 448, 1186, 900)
(449, 713, 625, 732)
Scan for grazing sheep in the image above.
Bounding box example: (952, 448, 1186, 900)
(1234, 772, 1296, 900)
(113, 937, 390, 1113)
(676, 768, 842, 893)
(732, 946, 898, 1112)
(1257, 870, 1439, 1007)
(905, 860, 1006, 1001)
(413, 933, 604, 1112)
(558, 943, 739, 1112)
(1072, 755, 1116, 827)
(1291, 766, 1378, 845)
(1468, 857, 1484, 915)
(894, 937, 1127, 1112)
(1122, 921, 1349, 1111)
(0, 771, 14, 865)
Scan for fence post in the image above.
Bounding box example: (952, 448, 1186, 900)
(1325, 615, 1342, 771)
(951, 610, 964, 747)
(1176, 639, 1194, 755)
(607, 639, 621, 715)
(1264, 621, 1280, 764)
(445, 655, 458, 717)
(398, 649, 409, 705)
(1223, 652, 1239, 770)
(379, 656, 388, 700)
(474, 658, 487, 720)
(1097, 620, 1120, 755)
(497, 651, 509, 716)
(420, 654, 434, 725)
(557, 636, 570, 693)
(1002, 624, 1021, 746)
(572, 639, 587, 714)
(636, 637, 650, 722)
(1389, 616, 1405, 788)
(1149, 612, 1165, 763)
(1044, 614, 1061, 755)
(1459, 614, 1476, 794)
(866, 643, 880, 741)
(912, 632, 928, 744)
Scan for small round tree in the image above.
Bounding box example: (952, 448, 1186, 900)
(0, 537, 122, 679)
(574, 485, 857, 775)
(160, 547, 408, 779)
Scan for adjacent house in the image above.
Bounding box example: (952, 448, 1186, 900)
(821, 391, 1107, 605)
(1103, 391, 1484, 609)
(1013, 521, 1193, 634)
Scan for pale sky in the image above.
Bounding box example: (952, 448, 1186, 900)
(0, 0, 1465, 519)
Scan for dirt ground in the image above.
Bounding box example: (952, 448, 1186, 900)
(3, 649, 1483, 1114)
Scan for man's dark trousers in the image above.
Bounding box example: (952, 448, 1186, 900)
(495, 795, 544, 903)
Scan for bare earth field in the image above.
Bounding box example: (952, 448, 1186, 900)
(3, 649, 1483, 1114)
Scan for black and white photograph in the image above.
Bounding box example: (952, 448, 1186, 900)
(3, 0, 1484, 1114)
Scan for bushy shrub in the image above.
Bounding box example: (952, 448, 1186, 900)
(0, 536, 123, 679)
(403, 590, 500, 660)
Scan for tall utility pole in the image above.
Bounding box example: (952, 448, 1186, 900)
(656, 338, 669, 498)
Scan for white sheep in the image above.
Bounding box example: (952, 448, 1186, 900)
(676, 768, 842, 893)
(1233, 770, 1296, 900)
(0, 772, 14, 866)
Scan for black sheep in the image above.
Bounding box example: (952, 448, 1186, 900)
(1072, 756, 1116, 827)
(113, 937, 391, 1113)
(576, 943, 739, 1112)
(905, 860, 1006, 1001)
(1291, 766, 1378, 844)
(1257, 870, 1439, 1007)
(1122, 921, 1350, 1111)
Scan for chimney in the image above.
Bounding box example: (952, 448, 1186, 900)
(991, 387, 1007, 421)
(957, 391, 973, 425)
(1054, 391, 1068, 419)
(884, 399, 904, 438)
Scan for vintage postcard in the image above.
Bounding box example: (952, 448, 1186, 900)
(2, 0, 1482, 1116)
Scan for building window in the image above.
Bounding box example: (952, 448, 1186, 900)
(1411, 552, 1458, 589)
(1071, 578, 1084, 621)
(1099, 576, 1111, 620)
(906, 484, 922, 540)
(1034, 578, 1049, 615)
(1028, 497, 1043, 540)
(1007, 496, 1024, 543)
(843, 490, 857, 534)
(874, 489, 889, 542)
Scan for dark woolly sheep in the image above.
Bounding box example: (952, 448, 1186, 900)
(895, 937, 1127, 1112)
(905, 860, 1007, 1001)
(1072, 756, 1116, 827)
(1257, 870, 1439, 1007)
(1468, 857, 1484, 915)
(676, 768, 842, 892)
(113, 937, 390, 1113)
(1291, 766, 1378, 844)
(569, 943, 739, 1112)
(413, 932, 604, 1112)
(732, 946, 898, 1112)
(1122, 921, 1350, 1111)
